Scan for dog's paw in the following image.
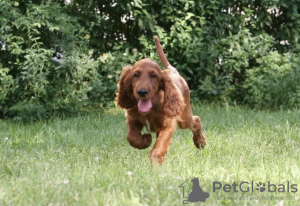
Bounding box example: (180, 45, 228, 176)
(142, 133, 152, 148)
(193, 134, 207, 149)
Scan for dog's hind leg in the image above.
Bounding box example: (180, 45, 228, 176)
(177, 106, 207, 149)
(190, 115, 207, 149)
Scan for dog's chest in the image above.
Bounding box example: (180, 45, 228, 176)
(141, 118, 157, 133)
(144, 120, 152, 132)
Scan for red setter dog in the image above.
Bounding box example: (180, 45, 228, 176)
(117, 37, 207, 163)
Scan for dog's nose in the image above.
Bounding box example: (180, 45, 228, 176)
(137, 89, 148, 97)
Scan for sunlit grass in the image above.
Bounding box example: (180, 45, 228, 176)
(0, 104, 299, 205)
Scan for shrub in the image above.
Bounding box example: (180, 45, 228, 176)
(1, 0, 300, 120)
(0, 1, 102, 120)
(243, 52, 300, 109)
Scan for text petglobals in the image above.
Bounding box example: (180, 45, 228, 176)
(213, 181, 298, 193)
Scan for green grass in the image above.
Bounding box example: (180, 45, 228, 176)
(0, 104, 299, 206)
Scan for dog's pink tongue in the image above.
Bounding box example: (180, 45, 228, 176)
(138, 99, 152, 113)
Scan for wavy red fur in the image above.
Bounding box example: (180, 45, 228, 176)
(116, 38, 207, 164)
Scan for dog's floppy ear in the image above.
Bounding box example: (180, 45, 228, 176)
(162, 71, 185, 117)
(116, 65, 136, 109)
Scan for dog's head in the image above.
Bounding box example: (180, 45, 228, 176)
(117, 59, 163, 114)
(117, 58, 184, 117)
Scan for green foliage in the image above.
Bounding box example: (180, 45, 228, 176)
(1, 0, 300, 120)
(188, 29, 275, 101)
(243, 52, 300, 109)
(0, 64, 14, 106)
(0, 1, 104, 120)
(75, 0, 299, 108)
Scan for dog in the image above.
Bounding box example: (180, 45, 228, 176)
(116, 36, 207, 163)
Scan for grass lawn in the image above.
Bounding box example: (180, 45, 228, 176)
(0, 104, 299, 206)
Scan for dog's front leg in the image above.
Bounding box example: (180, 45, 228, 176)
(150, 121, 176, 163)
(126, 119, 152, 149)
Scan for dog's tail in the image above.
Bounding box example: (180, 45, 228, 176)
(154, 36, 170, 69)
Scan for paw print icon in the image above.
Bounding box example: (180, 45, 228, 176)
(256, 182, 266, 192)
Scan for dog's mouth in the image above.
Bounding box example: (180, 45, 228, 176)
(137, 99, 153, 113)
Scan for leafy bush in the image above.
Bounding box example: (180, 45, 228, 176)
(0, 1, 109, 120)
(1, 0, 300, 120)
(0, 64, 14, 110)
(186, 29, 275, 102)
(243, 52, 300, 109)
(81, 0, 299, 108)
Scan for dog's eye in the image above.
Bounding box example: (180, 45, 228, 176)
(133, 73, 139, 78)
(151, 73, 157, 78)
